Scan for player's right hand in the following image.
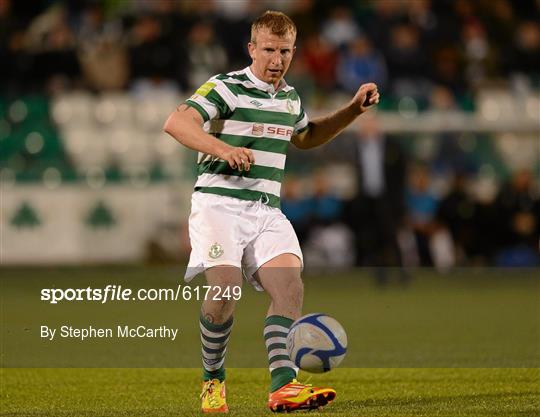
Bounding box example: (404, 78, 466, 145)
(220, 146, 255, 171)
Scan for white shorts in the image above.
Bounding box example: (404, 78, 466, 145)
(185, 192, 303, 291)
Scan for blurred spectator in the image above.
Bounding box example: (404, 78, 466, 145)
(280, 177, 311, 245)
(363, 0, 404, 51)
(387, 23, 427, 80)
(504, 20, 540, 78)
(483, 0, 516, 51)
(79, 39, 129, 91)
(214, 0, 252, 20)
(386, 23, 431, 99)
(453, 0, 476, 25)
(461, 21, 499, 87)
(405, 162, 456, 271)
(23, 4, 74, 52)
(18, 3, 80, 92)
(494, 168, 540, 266)
(337, 37, 388, 94)
(406, 162, 439, 266)
(211, 1, 252, 69)
(321, 6, 361, 49)
(436, 173, 477, 263)
(0, 0, 15, 48)
(467, 206, 496, 264)
(186, 21, 228, 90)
(77, 5, 128, 91)
(76, 4, 122, 46)
(430, 87, 476, 174)
(302, 171, 353, 268)
(431, 45, 465, 97)
(346, 116, 407, 272)
(281, 171, 347, 254)
(128, 15, 176, 83)
(305, 171, 344, 228)
(285, 54, 316, 107)
(407, 0, 438, 37)
(2, 0, 538, 97)
(288, 0, 318, 39)
(0, 0, 17, 92)
(429, 84, 457, 110)
(301, 33, 338, 92)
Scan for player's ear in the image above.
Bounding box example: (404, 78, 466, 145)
(247, 41, 256, 60)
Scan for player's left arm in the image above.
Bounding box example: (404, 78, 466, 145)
(291, 83, 379, 150)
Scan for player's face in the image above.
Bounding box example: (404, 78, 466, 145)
(248, 29, 296, 88)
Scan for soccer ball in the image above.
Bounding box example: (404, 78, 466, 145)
(286, 313, 347, 373)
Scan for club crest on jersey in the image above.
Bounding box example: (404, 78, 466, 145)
(252, 123, 264, 136)
(286, 99, 294, 114)
(209, 242, 224, 259)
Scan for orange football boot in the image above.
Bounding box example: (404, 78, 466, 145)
(268, 379, 336, 412)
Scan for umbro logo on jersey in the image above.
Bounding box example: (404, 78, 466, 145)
(250, 99, 263, 107)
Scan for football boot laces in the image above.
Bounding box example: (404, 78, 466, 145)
(200, 380, 220, 408)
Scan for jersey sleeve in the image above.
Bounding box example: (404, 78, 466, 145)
(294, 103, 309, 134)
(185, 77, 237, 122)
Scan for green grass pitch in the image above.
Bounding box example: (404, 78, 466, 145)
(2, 368, 538, 416)
(1, 266, 539, 416)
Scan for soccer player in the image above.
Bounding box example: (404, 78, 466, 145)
(164, 11, 379, 413)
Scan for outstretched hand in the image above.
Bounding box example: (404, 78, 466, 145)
(352, 83, 380, 114)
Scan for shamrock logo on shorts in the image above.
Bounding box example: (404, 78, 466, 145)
(209, 242, 224, 259)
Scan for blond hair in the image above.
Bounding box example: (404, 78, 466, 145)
(251, 10, 297, 43)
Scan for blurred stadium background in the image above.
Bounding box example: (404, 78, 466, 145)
(1, 0, 539, 268)
(1, 2, 539, 415)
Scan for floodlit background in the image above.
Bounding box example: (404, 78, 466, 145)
(1, 0, 539, 268)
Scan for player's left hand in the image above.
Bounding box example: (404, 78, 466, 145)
(352, 83, 380, 114)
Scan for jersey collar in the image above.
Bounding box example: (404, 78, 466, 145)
(245, 66, 288, 94)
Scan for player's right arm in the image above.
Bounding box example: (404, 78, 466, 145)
(163, 104, 254, 171)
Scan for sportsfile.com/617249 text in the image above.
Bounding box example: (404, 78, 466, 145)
(40, 285, 242, 304)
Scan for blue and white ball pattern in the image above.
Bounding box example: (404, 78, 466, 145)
(286, 313, 347, 373)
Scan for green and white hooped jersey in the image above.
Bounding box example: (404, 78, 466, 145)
(185, 67, 309, 209)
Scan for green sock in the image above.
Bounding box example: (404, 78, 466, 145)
(264, 315, 297, 392)
(200, 315, 233, 382)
